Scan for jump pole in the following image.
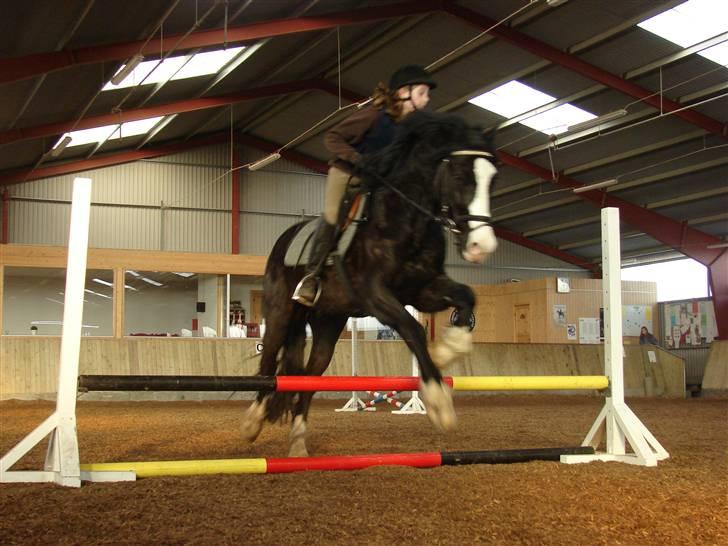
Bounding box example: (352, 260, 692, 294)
(79, 447, 596, 479)
(78, 375, 610, 392)
(561, 207, 668, 466)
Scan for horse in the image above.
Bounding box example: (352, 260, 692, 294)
(241, 110, 498, 457)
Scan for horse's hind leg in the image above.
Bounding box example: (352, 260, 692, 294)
(288, 314, 348, 457)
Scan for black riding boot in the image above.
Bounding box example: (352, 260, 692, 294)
(292, 221, 338, 306)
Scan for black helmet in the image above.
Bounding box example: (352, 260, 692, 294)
(388, 65, 437, 90)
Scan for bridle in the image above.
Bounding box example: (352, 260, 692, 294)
(360, 149, 495, 236)
(434, 150, 495, 235)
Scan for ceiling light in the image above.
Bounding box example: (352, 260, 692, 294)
(706, 242, 728, 249)
(546, 0, 568, 6)
(567, 109, 627, 132)
(50, 135, 72, 157)
(92, 278, 113, 287)
(141, 277, 163, 287)
(110, 54, 145, 86)
(249, 153, 281, 171)
(573, 179, 618, 193)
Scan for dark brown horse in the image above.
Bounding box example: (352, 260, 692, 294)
(242, 111, 498, 456)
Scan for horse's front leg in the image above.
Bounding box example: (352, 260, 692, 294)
(288, 314, 348, 457)
(367, 281, 456, 432)
(413, 275, 476, 370)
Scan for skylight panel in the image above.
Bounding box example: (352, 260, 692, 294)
(103, 46, 246, 90)
(53, 117, 164, 150)
(173, 46, 245, 79)
(469, 80, 596, 135)
(638, 0, 728, 66)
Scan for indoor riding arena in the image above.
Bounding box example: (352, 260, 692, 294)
(1, 1, 727, 545)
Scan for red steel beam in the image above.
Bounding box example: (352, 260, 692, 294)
(444, 3, 728, 139)
(0, 133, 231, 186)
(1, 189, 9, 244)
(493, 226, 601, 277)
(0, 79, 355, 147)
(0, 1, 442, 84)
(231, 142, 241, 255)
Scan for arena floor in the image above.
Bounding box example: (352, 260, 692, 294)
(1, 395, 726, 545)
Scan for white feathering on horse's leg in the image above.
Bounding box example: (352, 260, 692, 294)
(429, 326, 472, 369)
(419, 379, 457, 432)
(240, 398, 268, 443)
(288, 415, 309, 457)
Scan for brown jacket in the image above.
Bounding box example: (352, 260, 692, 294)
(324, 106, 382, 174)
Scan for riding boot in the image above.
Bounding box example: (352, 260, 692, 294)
(292, 221, 338, 306)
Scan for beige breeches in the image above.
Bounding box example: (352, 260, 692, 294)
(323, 166, 359, 224)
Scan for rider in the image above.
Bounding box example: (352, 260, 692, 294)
(292, 64, 437, 306)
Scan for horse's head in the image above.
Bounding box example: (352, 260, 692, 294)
(360, 111, 498, 263)
(434, 144, 498, 264)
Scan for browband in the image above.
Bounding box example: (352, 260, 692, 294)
(449, 150, 494, 158)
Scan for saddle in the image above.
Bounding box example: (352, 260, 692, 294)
(284, 191, 369, 267)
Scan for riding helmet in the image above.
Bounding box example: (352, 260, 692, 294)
(388, 65, 437, 90)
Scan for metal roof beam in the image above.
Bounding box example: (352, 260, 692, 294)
(443, 2, 728, 139)
(0, 79, 347, 147)
(0, 1, 442, 84)
(493, 226, 600, 277)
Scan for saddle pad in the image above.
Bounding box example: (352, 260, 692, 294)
(284, 194, 368, 267)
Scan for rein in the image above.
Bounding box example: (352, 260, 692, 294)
(358, 150, 494, 234)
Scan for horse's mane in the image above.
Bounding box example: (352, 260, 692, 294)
(358, 111, 492, 184)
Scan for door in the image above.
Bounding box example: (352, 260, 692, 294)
(250, 290, 264, 324)
(514, 304, 531, 343)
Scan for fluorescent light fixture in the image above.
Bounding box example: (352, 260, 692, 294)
(469, 80, 595, 135)
(84, 289, 112, 299)
(249, 153, 281, 171)
(573, 179, 618, 193)
(638, 0, 728, 67)
(126, 270, 141, 277)
(53, 117, 164, 149)
(124, 285, 138, 291)
(50, 135, 72, 157)
(567, 109, 627, 132)
(141, 277, 163, 287)
(110, 53, 145, 85)
(31, 320, 63, 325)
(173, 272, 195, 278)
(103, 47, 246, 90)
(92, 278, 113, 287)
(546, 0, 568, 6)
(706, 242, 728, 249)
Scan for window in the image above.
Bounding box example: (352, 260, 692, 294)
(2, 267, 113, 336)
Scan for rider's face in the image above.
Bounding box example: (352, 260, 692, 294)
(398, 84, 431, 116)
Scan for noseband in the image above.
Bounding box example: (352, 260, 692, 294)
(436, 150, 494, 235)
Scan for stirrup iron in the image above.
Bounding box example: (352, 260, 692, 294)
(292, 273, 323, 307)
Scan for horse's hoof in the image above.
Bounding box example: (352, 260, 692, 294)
(429, 326, 472, 369)
(288, 415, 309, 457)
(420, 380, 457, 432)
(240, 399, 267, 443)
(288, 441, 309, 458)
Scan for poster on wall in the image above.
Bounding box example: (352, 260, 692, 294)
(663, 299, 717, 348)
(579, 318, 600, 344)
(567, 324, 577, 341)
(552, 304, 567, 326)
(622, 305, 653, 336)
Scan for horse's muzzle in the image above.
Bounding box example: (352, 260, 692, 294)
(462, 225, 498, 264)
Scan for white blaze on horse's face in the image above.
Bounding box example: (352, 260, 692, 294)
(463, 157, 498, 264)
